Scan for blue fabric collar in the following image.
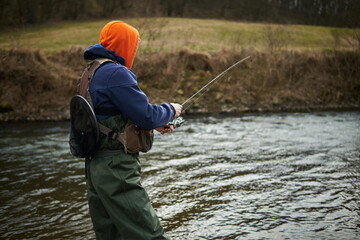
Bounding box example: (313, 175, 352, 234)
(83, 44, 126, 66)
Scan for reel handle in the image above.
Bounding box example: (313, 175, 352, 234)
(168, 116, 185, 129)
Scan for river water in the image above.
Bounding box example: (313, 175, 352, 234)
(0, 111, 359, 240)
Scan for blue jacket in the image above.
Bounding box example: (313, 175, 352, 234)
(84, 44, 175, 130)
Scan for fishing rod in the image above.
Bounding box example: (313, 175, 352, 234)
(169, 55, 251, 128)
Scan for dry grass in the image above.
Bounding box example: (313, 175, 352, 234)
(133, 48, 360, 113)
(0, 47, 84, 120)
(0, 47, 359, 121)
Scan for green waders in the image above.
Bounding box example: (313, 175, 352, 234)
(86, 115, 168, 240)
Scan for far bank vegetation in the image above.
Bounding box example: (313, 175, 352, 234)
(0, 18, 359, 121)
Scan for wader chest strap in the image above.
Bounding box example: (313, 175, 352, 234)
(98, 123, 127, 152)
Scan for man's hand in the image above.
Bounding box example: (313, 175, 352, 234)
(170, 103, 183, 119)
(156, 124, 174, 135)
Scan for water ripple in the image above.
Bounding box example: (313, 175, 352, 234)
(0, 112, 359, 239)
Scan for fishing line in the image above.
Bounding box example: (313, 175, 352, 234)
(169, 56, 250, 128)
(181, 56, 250, 107)
(183, 74, 232, 112)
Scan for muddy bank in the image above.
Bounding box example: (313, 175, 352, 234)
(0, 48, 359, 122)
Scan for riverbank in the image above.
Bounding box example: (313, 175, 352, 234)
(0, 47, 359, 122)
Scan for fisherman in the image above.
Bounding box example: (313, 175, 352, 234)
(83, 21, 182, 239)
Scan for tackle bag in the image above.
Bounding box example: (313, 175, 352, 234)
(69, 58, 154, 158)
(122, 121, 154, 154)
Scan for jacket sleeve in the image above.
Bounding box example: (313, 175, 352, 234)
(107, 68, 175, 130)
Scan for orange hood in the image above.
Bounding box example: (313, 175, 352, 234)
(99, 21, 139, 70)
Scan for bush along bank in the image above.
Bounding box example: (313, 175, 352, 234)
(0, 47, 359, 122)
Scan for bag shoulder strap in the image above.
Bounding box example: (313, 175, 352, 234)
(77, 58, 127, 151)
(78, 58, 114, 99)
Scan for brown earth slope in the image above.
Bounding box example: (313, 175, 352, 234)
(0, 48, 359, 122)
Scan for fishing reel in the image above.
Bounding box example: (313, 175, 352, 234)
(168, 116, 185, 128)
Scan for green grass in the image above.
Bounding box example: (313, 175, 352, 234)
(0, 20, 109, 53)
(0, 18, 357, 53)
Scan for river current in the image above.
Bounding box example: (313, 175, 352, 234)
(0, 111, 359, 240)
